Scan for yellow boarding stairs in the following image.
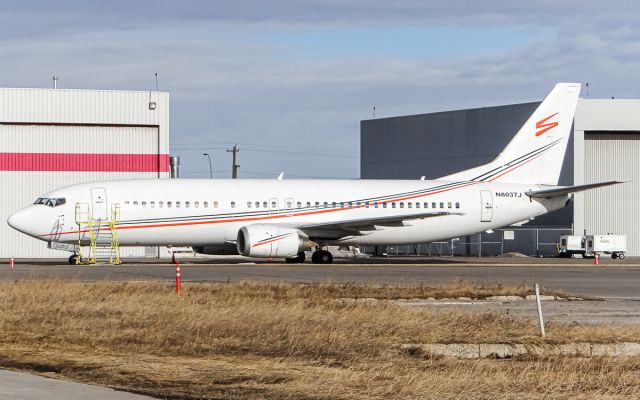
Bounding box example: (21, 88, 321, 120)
(74, 203, 121, 265)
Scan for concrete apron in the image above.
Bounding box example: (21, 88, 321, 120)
(400, 342, 640, 359)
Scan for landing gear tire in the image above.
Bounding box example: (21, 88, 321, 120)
(285, 252, 306, 264)
(311, 250, 333, 264)
(69, 254, 78, 265)
(612, 253, 618, 259)
(618, 253, 625, 260)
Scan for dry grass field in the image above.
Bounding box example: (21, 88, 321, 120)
(0, 280, 638, 399)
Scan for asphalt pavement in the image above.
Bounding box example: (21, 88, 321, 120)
(1, 256, 639, 298)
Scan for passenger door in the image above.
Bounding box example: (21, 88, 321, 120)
(480, 190, 493, 222)
(91, 187, 108, 221)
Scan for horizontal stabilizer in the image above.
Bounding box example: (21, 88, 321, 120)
(526, 181, 627, 198)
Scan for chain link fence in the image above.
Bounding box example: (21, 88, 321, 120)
(362, 227, 573, 257)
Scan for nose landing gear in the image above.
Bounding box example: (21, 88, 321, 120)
(68, 254, 78, 265)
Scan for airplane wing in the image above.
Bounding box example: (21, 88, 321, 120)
(298, 211, 464, 240)
(525, 180, 627, 199)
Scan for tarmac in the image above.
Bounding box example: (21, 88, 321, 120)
(1, 255, 639, 298)
(0, 369, 155, 399)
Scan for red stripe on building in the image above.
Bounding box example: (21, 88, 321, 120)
(0, 153, 170, 172)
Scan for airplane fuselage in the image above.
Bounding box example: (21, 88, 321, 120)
(10, 178, 568, 248)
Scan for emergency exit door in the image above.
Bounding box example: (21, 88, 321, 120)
(480, 190, 493, 222)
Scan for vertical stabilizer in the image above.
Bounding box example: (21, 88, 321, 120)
(440, 83, 581, 185)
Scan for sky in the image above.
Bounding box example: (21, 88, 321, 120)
(1, 1, 639, 179)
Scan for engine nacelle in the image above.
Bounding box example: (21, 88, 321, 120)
(192, 243, 239, 255)
(237, 224, 313, 258)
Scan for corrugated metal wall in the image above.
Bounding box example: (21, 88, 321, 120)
(0, 88, 169, 258)
(584, 133, 640, 255)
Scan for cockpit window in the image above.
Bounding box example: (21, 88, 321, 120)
(34, 197, 66, 207)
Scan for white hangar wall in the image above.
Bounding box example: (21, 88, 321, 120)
(574, 99, 640, 256)
(0, 88, 169, 258)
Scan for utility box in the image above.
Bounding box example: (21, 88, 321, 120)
(558, 235, 585, 258)
(585, 235, 627, 259)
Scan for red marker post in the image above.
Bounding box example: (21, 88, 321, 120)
(9, 257, 14, 269)
(594, 253, 599, 266)
(175, 262, 181, 295)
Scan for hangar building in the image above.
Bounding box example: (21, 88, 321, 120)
(361, 98, 640, 256)
(0, 88, 169, 258)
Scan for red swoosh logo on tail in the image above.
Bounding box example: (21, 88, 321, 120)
(535, 113, 558, 136)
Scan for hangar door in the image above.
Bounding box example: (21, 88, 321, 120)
(584, 133, 640, 256)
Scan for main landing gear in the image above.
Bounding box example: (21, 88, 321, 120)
(285, 252, 306, 264)
(311, 249, 333, 264)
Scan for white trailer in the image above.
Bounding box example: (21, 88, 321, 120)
(557, 235, 586, 258)
(585, 235, 627, 259)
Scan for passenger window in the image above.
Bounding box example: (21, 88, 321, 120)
(415, 202, 420, 208)
(256, 201, 260, 208)
(159, 201, 164, 208)
(263, 201, 267, 208)
(424, 202, 428, 208)
(392, 203, 396, 208)
(272, 201, 277, 208)
(286, 201, 293, 208)
(315, 202, 320, 207)
(297, 201, 302, 208)
(448, 202, 452, 209)
(349, 202, 353, 208)
(432, 202, 436, 208)
(383, 203, 387, 208)
(150, 201, 156, 208)
(125, 201, 130, 205)
(231, 201, 236, 208)
(340, 202, 344, 208)
(455, 202, 460, 209)
(142, 201, 147, 207)
(204, 201, 209, 208)
(323, 202, 328, 208)
(399, 202, 404, 208)
(332, 202, 337, 208)
(167, 201, 172, 207)
(440, 202, 444, 208)
(195, 201, 199, 208)
(306, 201, 311, 207)
(408, 203, 413, 208)
(185, 201, 190, 208)
(133, 201, 138, 206)
(374, 202, 378, 208)
(247, 201, 252, 208)
(214, 201, 219, 208)
(176, 201, 181, 208)
(365, 202, 370, 208)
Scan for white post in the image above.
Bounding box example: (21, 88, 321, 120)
(535, 283, 546, 338)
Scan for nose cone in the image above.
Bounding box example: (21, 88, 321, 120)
(7, 208, 34, 237)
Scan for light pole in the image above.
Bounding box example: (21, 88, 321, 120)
(203, 153, 213, 179)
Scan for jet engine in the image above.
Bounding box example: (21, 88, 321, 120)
(237, 224, 315, 258)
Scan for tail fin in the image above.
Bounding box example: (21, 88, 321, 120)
(441, 83, 581, 185)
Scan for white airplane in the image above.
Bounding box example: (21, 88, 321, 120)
(7, 83, 623, 264)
